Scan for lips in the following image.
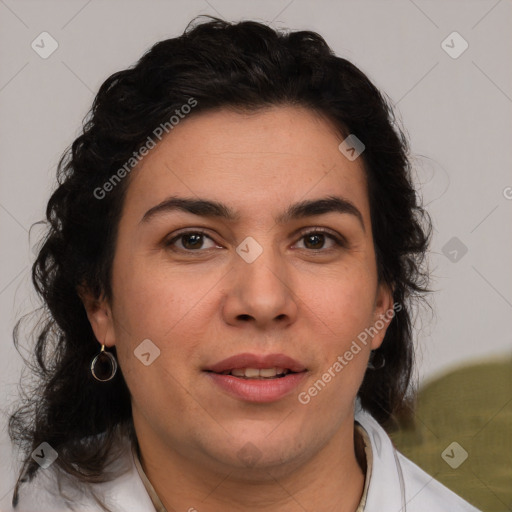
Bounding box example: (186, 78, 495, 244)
(204, 353, 307, 374)
(203, 353, 307, 403)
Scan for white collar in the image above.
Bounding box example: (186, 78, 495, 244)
(354, 404, 407, 512)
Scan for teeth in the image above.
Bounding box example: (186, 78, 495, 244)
(259, 368, 278, 378)
(228, 367, 289, 379)
(245, 368, 260, 378)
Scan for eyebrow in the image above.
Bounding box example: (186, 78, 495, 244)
(140, 195, 365, 231)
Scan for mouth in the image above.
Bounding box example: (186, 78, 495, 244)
(213, 367, 296, 379)
(203, 353, 308, 403)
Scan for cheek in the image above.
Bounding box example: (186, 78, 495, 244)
(304, 267, 377, 339)
(297, 266, 376, 409)
(111, 266, 209, 417)
(113, 257, 216, 342)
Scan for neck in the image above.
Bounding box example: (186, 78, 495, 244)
(135, 417, 366, 512)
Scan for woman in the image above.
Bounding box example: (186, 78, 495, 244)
(7, 16, 481, 512)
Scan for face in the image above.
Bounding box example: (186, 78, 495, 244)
(83, 105, 393, 477)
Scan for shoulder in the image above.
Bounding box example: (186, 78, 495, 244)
(355, 405, 481, 512)
(396, 452, 481, 512)
(5, 434, 155, 512)
(5, 466, 81, 512)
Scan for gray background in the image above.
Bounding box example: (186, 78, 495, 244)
(1, 0, 511, 507)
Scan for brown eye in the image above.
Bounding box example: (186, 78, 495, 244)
(181, 233, 206, 250)
(165, 230, 218, 252)
(303, 233, 327, 250)
(295, 230, 345, 251)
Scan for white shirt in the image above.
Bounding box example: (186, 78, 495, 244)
(5, 405, 482, 512)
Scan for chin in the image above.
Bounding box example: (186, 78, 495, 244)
(200, 428, 312, 475)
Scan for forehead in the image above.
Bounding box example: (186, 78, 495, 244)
(120, 105, 369, 225)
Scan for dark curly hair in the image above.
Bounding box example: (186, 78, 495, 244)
(8, 15, 431, 509)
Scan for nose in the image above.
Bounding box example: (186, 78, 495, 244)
(221, 241, 299, 330)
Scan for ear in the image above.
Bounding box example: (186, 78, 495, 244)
(76, 284, 116, 348)
(370, 282, 395, 351)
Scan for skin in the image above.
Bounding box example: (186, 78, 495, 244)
(81, 105, 393, 512)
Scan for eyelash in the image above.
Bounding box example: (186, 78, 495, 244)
(164, 228, 346, 254)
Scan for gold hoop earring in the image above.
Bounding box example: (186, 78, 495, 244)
(90, 344, 118, 382)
